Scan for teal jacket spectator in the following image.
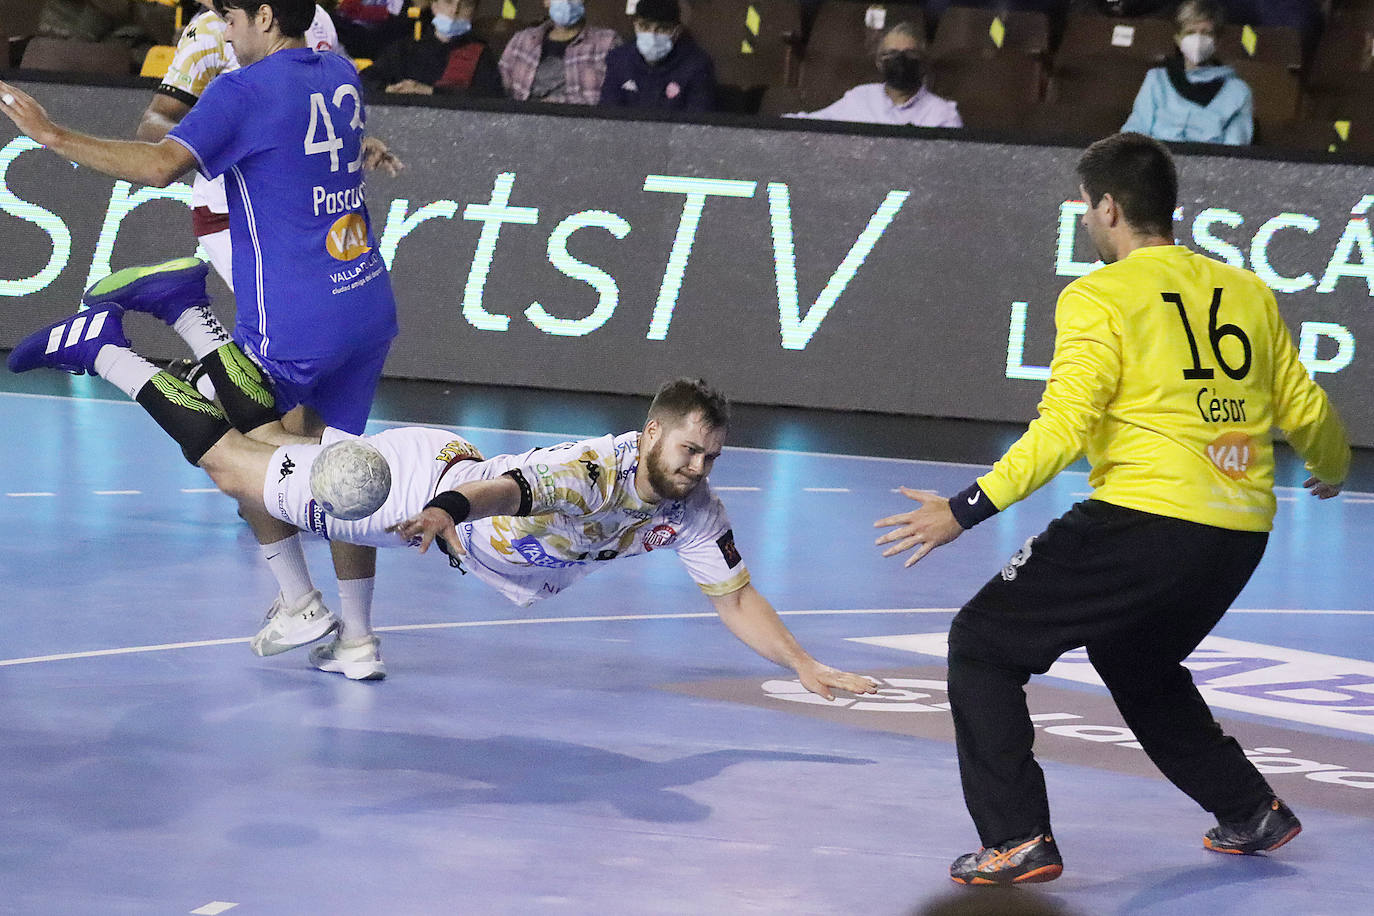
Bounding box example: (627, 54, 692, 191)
(1122, 59, 1253, 145)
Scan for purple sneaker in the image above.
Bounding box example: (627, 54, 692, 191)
(82, 256, 210, 325)
(7, 304, 129, 376)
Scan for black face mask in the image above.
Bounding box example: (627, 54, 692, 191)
(879, 53, 923, 93)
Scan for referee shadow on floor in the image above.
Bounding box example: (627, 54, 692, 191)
(1113, 860, 1301, 913)
(313, 731, 876, 823)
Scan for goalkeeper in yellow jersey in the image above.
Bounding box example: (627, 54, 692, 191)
(875, 133, 1350, 886)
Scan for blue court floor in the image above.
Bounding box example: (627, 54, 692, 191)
(2, 382, 1372, 916)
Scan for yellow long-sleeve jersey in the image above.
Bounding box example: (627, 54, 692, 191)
(975, 245, 1350, 532)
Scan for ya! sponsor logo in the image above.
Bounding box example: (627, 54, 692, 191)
(326, 213, 371, 261)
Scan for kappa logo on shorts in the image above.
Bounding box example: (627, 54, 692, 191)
(1001, 536, 1035, 581)
(582, 459, 601, 486)
(278, 455, 296, 483)
(643, 524, 678, 551)
(305, 499, 329, 539)
(716, 530, 742, 568)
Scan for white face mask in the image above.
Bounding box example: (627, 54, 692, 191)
(1179, 32, 1216, 66)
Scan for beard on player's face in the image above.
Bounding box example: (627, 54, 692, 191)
(643, 434, 706, 501)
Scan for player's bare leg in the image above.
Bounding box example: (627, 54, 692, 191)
(282, 404, 386, 680)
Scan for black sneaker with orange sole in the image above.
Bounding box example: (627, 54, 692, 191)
(1204, 798, 1302, 855)
(950, 833, 1064, 885)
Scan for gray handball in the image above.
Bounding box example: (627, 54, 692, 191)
(309, 440, 392, 520)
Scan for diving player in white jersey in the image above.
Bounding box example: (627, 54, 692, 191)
(8, 309, 880, 699)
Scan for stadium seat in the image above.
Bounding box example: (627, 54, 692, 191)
(1303, 72, 1374, 120)
(1257, 118, 1347, 152)
(0, 0, 43, 40)
(1230, 58, 1300, 136)
(691, 0, 804, 110)
(585, 0, 636, 36)
(20, 37, 132, 76)
(800, 1, 926, 109)
(139, 44, 176, 79)
(1216, 23, 1302, 71)
(758, 83, 811, 116)
(1019, 100, 1126, 141)
(1048, 55, 1152, 113)
(1305, 24, 1374, 94)
(1345, 117, 1374, 153)
(929, 6, 1051, 62)
(1054, 13, 1175, 67)
(928, 54, 1044, 108)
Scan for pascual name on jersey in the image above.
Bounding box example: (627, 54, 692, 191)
(313, 183, 366, 217)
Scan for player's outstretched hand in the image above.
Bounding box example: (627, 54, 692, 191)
(1304, 476, 1342, 499)
(387, 506, 463, 555)
(796, 661, 879, 701)
(0, 81, 56, 145)
(874, 486, 964, 567)
(361, 136, 405, 177)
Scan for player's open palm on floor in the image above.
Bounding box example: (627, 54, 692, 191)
(798, 661, 880, 701)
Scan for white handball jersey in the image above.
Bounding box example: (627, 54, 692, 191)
(159, 6, 341, 213)
(450, 432, 750, 607)
(262, 428, 751, 608)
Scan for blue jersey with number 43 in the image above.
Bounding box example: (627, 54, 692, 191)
(168, 47, 398, 361)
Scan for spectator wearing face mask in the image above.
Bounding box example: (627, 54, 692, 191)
(499, 0, 621, 103)
(362, 0, 502, 96)
(599, 0, 716, 112)
(1122, 0, 1252, 145)
(789, 22, 960, 127)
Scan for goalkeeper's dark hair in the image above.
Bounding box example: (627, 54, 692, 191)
(1076, 132, 1177, 238)
(648, 378, 731, 431)
(213, 0, 313, 38)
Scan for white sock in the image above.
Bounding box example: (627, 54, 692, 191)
(337, 576, 375, 641)
(171, 302, 232, 361)
(93, 345, 159, 400)
(259, 534, 313, 604)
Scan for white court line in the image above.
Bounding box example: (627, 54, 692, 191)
(93, 490, 141, 496)
(0, 609, 957, 667)
(5, 607, 1372, 669)
(803, 487, 851, 493)
(7, 492, 54, 497)
(190, 903, 238, 916)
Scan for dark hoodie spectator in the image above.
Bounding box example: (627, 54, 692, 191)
(599, 0, 716, 112)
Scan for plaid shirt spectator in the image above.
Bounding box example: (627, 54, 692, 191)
(500, 21, 620, 104)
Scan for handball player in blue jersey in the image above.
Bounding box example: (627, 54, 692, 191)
(1, 0, 402, 679)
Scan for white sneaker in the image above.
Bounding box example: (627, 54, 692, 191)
(309, 634, 386, 681)
(249, 589, 339, 657)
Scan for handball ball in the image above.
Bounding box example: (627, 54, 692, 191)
(310, 440, 392, 520)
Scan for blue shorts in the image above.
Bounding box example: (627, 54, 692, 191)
(241, 335, 391, 435)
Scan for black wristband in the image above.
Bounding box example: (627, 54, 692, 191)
(948, 482, 999, 530)
(503, 468, 533, 516)
(424, 490, 471, 525)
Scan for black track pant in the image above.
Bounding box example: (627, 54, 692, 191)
(946, 499, 1274, 847)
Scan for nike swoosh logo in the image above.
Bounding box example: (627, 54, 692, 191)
(967, 493, 980, 506)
